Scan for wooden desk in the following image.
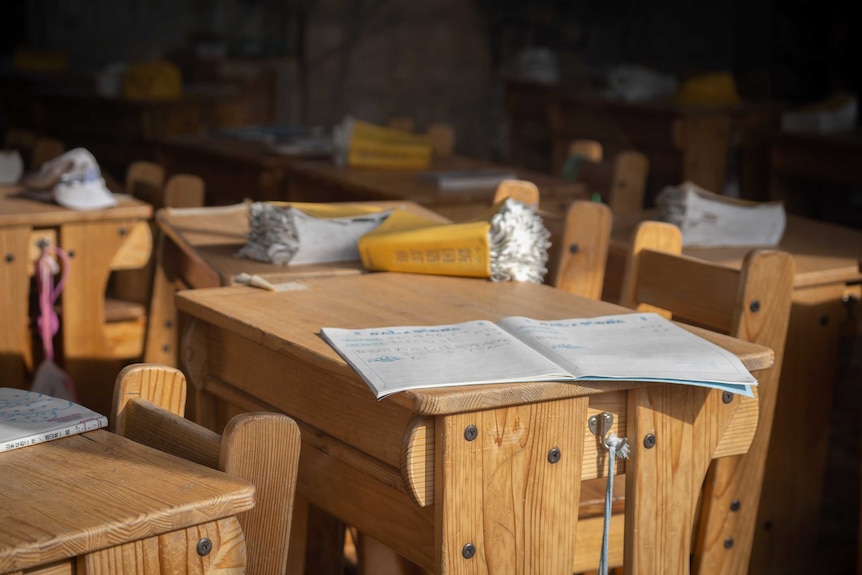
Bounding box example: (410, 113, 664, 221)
(0, 186, 152, 413)
(608, 213, 862, 575)
(504, 80, 780, 204)
(284, 156, 586, 223)
(176, 273, 772, 575)
(769, 129, 862, 227)
(147, 201, 450, 366)
(157, 134, 297, 205)
(0, 429, 254, 574)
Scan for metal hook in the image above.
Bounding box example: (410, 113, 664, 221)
(588, 412, 615, 449)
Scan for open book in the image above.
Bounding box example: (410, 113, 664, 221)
(0, 388, 108, 452)
(321, 312, 757, 399)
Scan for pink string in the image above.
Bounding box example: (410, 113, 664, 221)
(36, 245, 70, 361)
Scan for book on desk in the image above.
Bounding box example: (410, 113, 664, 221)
(321, 311, 757, 399)
(0, 388, 107, 452)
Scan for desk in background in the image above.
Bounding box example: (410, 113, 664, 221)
(607, 212, 862, 575)
(0, 429, 254, 574)
(176, 272, 772, 574)
(0, 186, 152, 414)
(147, 200, 450, 367)
(157, 134, 587, 221)
(769, 129, 862, 228)
(504, 80, 780, 204)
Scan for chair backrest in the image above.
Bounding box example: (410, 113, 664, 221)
(608, 150, 648, 215)
(31, 137, 65, 169)
(619, 220, 795, 573)
(162, 174, 205, 209)
(427, 123, 455, 158)
(568, 139, 603, 163)
(112, 363, 301, 575)
(551, 200, 612, 299)
(492, 179, 539, 207)
(126, 160, 165, 196)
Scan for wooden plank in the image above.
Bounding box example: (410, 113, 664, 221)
(0, 226, 32, 388)
(436, 398, 587, 573)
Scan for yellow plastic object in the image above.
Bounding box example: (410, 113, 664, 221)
(122, 60, 183, 100)
(676, 71, 741, 107)
(336, 117, 433, 169)
(359, 212, 491, 278)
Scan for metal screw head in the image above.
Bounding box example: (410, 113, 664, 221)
(162, 344, 170, 352)
(643, 433, 656, 449)
(819, 315, 829, 326)
(730, 499, 741, 512)
(568, 243, 579, 254)
(67, 249, 76, 258)
(749, 300, 761, 312)
(462, 543, 475, 559)
(722, 391, 734, 404)
(547, 447, 561, 464)
(118, 227, 127, 236)
(165, 320, 173, 328)
(197, 538, 213, 556)
(464, 424, 478, 442)
(724, 537, 734, 549)
(4, 253, 13, 263)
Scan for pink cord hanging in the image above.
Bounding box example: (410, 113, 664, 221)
(35, 243, 76, 400)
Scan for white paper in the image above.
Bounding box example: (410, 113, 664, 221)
(321, 312, 757, 399)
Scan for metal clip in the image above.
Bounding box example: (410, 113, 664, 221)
(588, 412, 629, 453)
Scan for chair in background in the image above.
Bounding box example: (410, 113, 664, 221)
(562, 139, 650, 215)
(30, 137, 65, 169)
(426, 123, 455, 158)
(112, 363, 301, 575)
(109, 169, 205, 367)
(125, 160, 165, 196)
(573, 221, 795, 573)
(492, 178, 539, 206)
(551, 200, 612, 299)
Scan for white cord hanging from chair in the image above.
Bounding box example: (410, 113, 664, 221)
(590, 412, 630, 575)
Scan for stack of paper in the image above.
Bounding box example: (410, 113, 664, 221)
(656, 182, 786, 247)
(418, 168, 518, 191)
(238, 202, 394, 266)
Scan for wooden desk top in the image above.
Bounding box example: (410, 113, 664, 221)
(157, 201, 450, 287)
(613, 212, 862, 289)
(159, 133, 298, 168)
(176, 272, 773, 415)
(0, 429, 254, 573)
(0, 186, 152, 227)
(287, 156, 585, 206)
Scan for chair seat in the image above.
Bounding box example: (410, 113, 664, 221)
(104, 297, 146, 323)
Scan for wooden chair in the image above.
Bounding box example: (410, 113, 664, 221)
(551, 200, 612, 299)
(112, 363, 301, 575)
(492, 178, 539, 207)
(427, 123, 455, 158)
(30, 137, 65, 169)
(562, 139, 650, 215)
(574, 221, 795, 573)
(125, 160, 165, 196)
(109, 171, 205, 365)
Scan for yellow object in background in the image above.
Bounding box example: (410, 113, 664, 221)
(122, 60, 182, 100)
(334, 116, 433, 169)
(676, 71, 741, 107)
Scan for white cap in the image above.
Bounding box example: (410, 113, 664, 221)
(25, 148, 117, 210)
